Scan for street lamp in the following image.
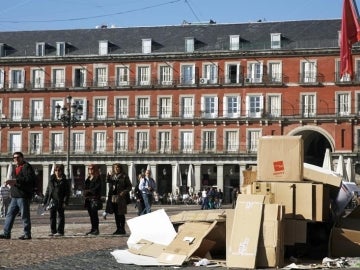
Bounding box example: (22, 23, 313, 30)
(55, 95, 83, 191)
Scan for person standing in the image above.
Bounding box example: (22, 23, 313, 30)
(106, 163, 132, 235)
(83, 164, 102, 236)
(0, 152, 36, 240)
(138, 169, 156, 215)
(0, 182, 11, 218)
(134, 173, 145, 216)
(42, 164, 70, 237)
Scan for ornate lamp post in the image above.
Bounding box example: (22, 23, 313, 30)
(55, 95, 83, 191)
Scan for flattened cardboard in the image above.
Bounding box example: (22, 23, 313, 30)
(129, 239, 167, 257)
(303, 163, 342, 188)
(294, 182, 313, 220)
(170, 209, 226, 224)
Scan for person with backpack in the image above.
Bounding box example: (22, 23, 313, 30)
(0, 152, 36, 240)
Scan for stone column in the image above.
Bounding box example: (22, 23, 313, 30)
(194, 164, 201, 193)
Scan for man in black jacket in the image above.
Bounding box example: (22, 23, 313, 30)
(0, 152, 36, 240)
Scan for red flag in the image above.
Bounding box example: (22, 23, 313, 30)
(340, 0, 360, 78)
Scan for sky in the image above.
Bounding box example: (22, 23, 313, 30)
(0, 0, 348, 32)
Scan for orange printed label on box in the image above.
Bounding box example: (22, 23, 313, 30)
(273, 161, 284, 175)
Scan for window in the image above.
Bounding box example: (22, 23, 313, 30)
(159, 97, 172, 118)
(267, 94, 281, 117)
(31, 99, 44, 121)
(73, 68, 86, 87)
(247, 62, 263, 83)
(0, 43, 4, 57)
(36, 42, 45, 56)
(247, 130, 261, 153)
(116, 66, 129, 86)
(10, 100, 23, 121)
(202, 130, 216, 152)
(225, 130, 238, 152)
(356, 92, 360, 115)
(137, 97, 150, 118)
(180, 64, 195, 85)
(94, 98, 106, 120)
(52, 68, 65, 88)
(225, 63, 241, 84)
(10, 69, 25, 88)
(0, 69, 4, 88)
(51, 99, 64, 120)
(181, 96, 194, 118)
(203, 63, 218, 84)
(246, 95, 264, 118)
(137, 66, 151, 85)
(201, 96, 218, 118)
(136, 131, 149, 153)
(0, 99, 2, 119)
(158, 131, 171, 153)
(300, 60, 317, 83)
(9, 133, 21, 153)
(336, 59, 351, 82)
(180, 131, 193, 153)
(114, 131, 128, 153)
(72, 97, 87, 120)
(115, 98, 128, 119)
(142, 39, 152, 54)
(159, 65, 172, 85)
(268, 62, 282, 83)
(94, 67, 108, 87)
(93, 132, 106, 153)
(99, 40, 108, 55)
(185, 37, 194, 53)
(32, 68, 45, 88)
(29, 133, 42, 154)
(271, 33, 281, 49)
(51, 132, 63, 153)
(224, 95, 240, 118)
(229, 35, 240, 51)
(56, 42, 66, 56)
(337, 92, 351, 116)
(301, 94, 316, 117)
(73, 132, 85, 153)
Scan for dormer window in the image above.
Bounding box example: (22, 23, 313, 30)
(56, 42, 66, 56)
(271, 33, 281, 49)
(142, 39, 152, 54)
(36, 42, 45, 56)
(0, 43, 4, 57)
(185, 37, 194, 53)
(99, 40, 108, 55)
(229, 35, 240, 50)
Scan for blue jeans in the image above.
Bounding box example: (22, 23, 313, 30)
(141, 193, 153, 215)
(3, 197, 31, 237)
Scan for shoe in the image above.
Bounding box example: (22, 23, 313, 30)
(85, 230, 93, 235)
(89, 230, 99, 235)
(18, 235, 32, 240)
(113, 229, 126, 235)
(0, 234, 10, 239)
(54, 233, 64, 237)
(102, 212, 107, 220)
(48, 233, 55, 237)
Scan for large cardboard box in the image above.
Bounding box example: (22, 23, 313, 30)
(243, 170, 257, 186)
(303, 163, 342, 188)
(257, 136, 303, 182)
(284, 219, 307, 245)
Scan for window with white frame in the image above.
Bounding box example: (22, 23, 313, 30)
(300, 60, 317, 83)
(0, 99, 2, 119)
(181, 96, 194, 118)
(181, 64, 195, 85)
(247, 62, 263, 83)
(271, 33, 281, 49)
(225, 130, 238, 152)
(142, 39, 152, 54)
(185, 37, 194, 53)
(159, 97, 171, 118)
(94, 98, 106, 120)
(247, 129, 261, 153)
(158, 131, 171, 153)
(0, 43, 4, 57)
(203, 63, 218, 84)
(93, 131, 106, 153)
(267, 94, 281, 117)
(73, 68, 86, 87)
(115, 97, 128, 119)
(201, 96, 218, 118)
(52, 99, 64, 120)
(114, 131, 128, 153)
(337, 92, 351, 116)
(136, 131, 149, 153)
(31, 99, 43, 121)
(36, 42, 45, 56)
(56, 42, 66, 56)
(72, 132, 85, 153)
(32, 68, 45, 88)
(229, 35, 240, 50)
(137, 97, 150, 118)
(10, 100, 23, 121)
(116, 66, 130, 86)
(9, 133, 21, 153)
(246, 95, 263, 118)
(356, 128, 360, 151)
(29, 133, 42, 154)
(225, 63, 241, 84)
(301, 94, 316, 117)
(202, 130, 216, 153)
(137, 66, 151, 85)
(354, 59, 360, 82)
(99, 40, 108, 55)
(10, 69, 25, 88)
(72, 97, 87, 120)
(51, 132, 63, 153)
(180, 131, 193, 153)
(356, 92, 360, 115)
(159, 65, 172, 85)
(224, 95, 240, 118)
(52, 68, 65, 88)
(268, 62, 282, 83)
(336, 59, 351, 82)
(0, 69, 4, 88)
(94, 66, 108, 87)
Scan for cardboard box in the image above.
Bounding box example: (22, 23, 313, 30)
(243, 170, 257, 186)
(284, 219, 307, 245)
(257, 136, 303, 182)
(303, 163, 342, 188)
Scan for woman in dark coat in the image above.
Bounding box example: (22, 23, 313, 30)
(83, 164, 102, 235)
(43, 164, 70, 236)
(106, 163, 132, 235)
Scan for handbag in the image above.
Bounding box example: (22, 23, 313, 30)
(90, 199, 103, 211)
(46, 199, 57, 210)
